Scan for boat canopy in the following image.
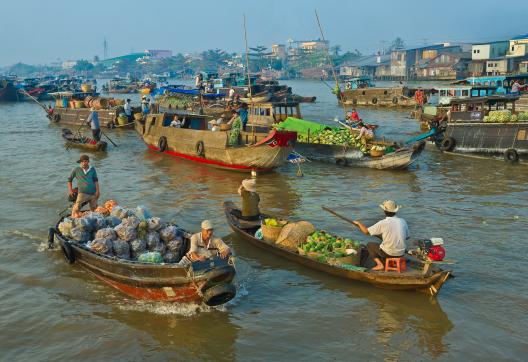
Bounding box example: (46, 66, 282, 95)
(275, 117, 335, 138)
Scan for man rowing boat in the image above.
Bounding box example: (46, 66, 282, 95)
(351, 200, 409, 271)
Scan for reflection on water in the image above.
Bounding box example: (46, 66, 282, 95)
(0, 81, 526, 360)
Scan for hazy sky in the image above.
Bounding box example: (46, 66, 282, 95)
(2, 0, 527, 66)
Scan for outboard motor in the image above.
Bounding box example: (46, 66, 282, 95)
(415, 238, 446, 261)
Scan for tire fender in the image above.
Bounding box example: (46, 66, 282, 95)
(53, 113, 61, 122)
(202, 283, 236, 306)
(158, 136, 168, 152)
(335, 158, 348, 166)
(60, 239, 75, 264)
(195, 141, 205, 157)
(439, 137, 455, 151)
(504, 149, 518, 163)
(48, 228, 55, 249)
(392, 97, 399, 104)
(371, 97, 378, 104)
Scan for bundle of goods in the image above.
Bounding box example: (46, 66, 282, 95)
(57, 201, 185, 264)
(275, 221, 316, 252)
(310, 129, 366, 150)
(298, 230, 362, 266)
(369, 145, 386, 157)
(261, 218, 288, 243)
(482, 110, 526, 123)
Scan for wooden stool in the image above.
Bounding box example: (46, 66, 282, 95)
(385, 257, 407, 273)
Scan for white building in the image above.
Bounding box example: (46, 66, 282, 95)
(471, 41, 509, 60)
(61, 60, 77, 69)
(506, 34, 528, 57)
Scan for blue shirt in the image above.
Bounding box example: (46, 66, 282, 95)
(87, 111, 100, 130)
(239, 109, 248, 125)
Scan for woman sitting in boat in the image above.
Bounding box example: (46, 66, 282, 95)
(236, 179, 260, 221)
(178, 220, 231, 265)
(351, 200, 409, 271)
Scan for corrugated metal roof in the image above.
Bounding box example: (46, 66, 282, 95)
(341, 54, 390, 67)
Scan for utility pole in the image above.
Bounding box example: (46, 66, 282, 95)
(103, 37, 108, 59)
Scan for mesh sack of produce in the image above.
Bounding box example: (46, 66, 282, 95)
(95, 206, 110, 216)
(87, 238, 113, 254)
(114, 223, 137, 242)
(151, 241, 166, 254)
(105, 216, 122, 227)
(130, 238, 147, 254)
(137, 221, 149, 240)
(276, 221, 316, 252)
(121, 216, 140, 229)
(163, 251, 180, 263)
(74, 217, 96, 232)
(159, 225, 179, 242)
(104, 199, 118, 212)
(110, 206, 129, 220)
(146, 231, 161, 249)
(58, 218, 74, 238)
(113, 238, 130, 255)
(83, 212, 106, 230)
(147, 217, 163, 231)
(166, 237, 183, 253)
(95, 227, 117, 241)
(115, 250, 130, 260)
(134, 205, 152, 221)
(138, 251, 163, 264)
(70, 228, 92, 242)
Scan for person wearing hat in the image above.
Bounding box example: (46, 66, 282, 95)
(352, 200, 409, 271)
(182, 220, 231, 264)
(237, 179, 260, 221)
(67, 154, 100, 217)
(85, 107, 101, 141)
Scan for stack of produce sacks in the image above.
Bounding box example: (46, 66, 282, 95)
(57, 201, 185, 264)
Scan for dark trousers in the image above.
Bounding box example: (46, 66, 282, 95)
(92, 129, 101, 141)
(231, 209, 260, 221)
(367, 242, 401, 264)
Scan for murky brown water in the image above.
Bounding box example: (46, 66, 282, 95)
(0, 80, 526, 361)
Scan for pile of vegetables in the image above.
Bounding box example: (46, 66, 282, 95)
(263, 218, 288, 227)
(304, 129, 369, 152)
(299, 230, 361, 260)
(482, 110, 528, 123)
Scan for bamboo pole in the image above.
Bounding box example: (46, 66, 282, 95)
(243, 14, 256, 140)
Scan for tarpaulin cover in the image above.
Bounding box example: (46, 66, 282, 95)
(275, 117, 336, 138)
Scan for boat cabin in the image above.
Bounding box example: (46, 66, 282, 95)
(247, 101, 301, 128)
(428, 85, 497, 105)
(344, 76, 375, 90)
(447, 95, 519, 122)
(466, 74, 528, 94)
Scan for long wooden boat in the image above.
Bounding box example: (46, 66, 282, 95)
(339, 86, 418, 108)
(62, 128, 108, 151)
(224, 202, 451, 296)
(294, 141, 425, 169)
(0, 78, 19, 102)
(135, 113, 297, 172)
(49, 219, 236, 306)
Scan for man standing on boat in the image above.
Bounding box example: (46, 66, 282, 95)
(123, 99, 132, 121)
(351, 200, 409, 271)
(179, 220, 231, 265)
(86, 108, 101, 141)
(68, 154, 100, 217)
(237, 179, 260, 221)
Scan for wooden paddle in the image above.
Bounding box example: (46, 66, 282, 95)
(19, 89, 50, 113)
(322, 207, 358, 227)
(100, 129, 118, 147)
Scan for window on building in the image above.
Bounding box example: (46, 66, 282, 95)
(512, 46, 515, 51)
(462, 90, 469, 96)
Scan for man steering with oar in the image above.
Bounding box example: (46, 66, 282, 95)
(351, 200, 409, 271)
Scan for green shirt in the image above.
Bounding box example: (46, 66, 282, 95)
(68, 167, 98, 195)
(241, 188, 260, 217)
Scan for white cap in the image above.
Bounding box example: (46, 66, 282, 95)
(201, 220, 213, 230)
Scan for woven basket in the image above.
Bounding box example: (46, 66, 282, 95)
(220, 124, 232, 131)
(276, 221, 316, 252)
(370, 149, 384, 157)
(327, 254, 360, 266)
(261, 223, 284, 243)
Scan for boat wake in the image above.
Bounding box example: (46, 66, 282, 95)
(117, 300, 216, 316)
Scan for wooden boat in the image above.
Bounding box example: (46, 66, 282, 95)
(338, 78, 419, 108)
(0, 78, 19, 102)
(294, 141, 425, 169)
(224, 202, 451, 296)
(431, 95, 528, 162)
(240, 90, 271, 103)
(49, 219, 237, 306)
(62, 128, 108, 151)
(135, 112, 297, 172)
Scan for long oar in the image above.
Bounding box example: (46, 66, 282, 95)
(322, 207, 358, 227)
(19, 89, 49, 113)
(100, 128, 118, 147)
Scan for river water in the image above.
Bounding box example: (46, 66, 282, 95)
(0, 80, 526, 361)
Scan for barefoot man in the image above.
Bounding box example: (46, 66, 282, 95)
(351, 200, 409, 271)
